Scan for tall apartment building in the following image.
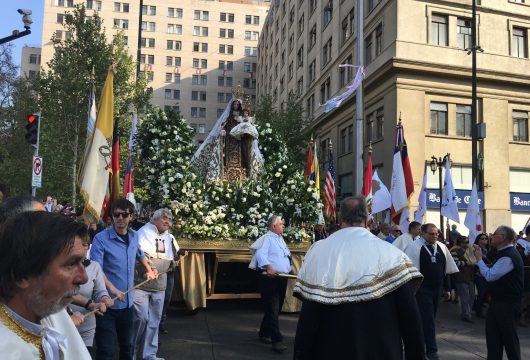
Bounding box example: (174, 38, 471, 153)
(39, 0, 270, 143)
(20, 46, 42, 80)
(257, 0, 530, 233)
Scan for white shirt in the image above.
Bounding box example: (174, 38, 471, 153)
(137, 222, 179, 259)
(393, 233, 416, 252)
(255, 231, 291, 274)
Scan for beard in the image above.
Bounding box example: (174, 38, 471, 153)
(29, 286, 80, 319)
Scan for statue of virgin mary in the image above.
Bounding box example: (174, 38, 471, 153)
(191, 94, 264, 182)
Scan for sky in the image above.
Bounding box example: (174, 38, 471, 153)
(0, 0, 44, 68)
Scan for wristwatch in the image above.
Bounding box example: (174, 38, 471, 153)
(84, 299, 93, 310)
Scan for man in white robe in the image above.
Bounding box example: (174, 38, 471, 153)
(0, 211, 89, 359)
(393, 220, 421, 251)
(293, 196, 425, 359)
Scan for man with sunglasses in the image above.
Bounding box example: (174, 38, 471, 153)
(90, 199, 158, 360)
(405, 223, 458, 360)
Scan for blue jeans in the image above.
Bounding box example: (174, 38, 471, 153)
(95, 306, 134, 360)
(160, 272, 175, 325)
(132, 289, 165, 360)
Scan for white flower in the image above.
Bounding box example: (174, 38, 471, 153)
(168, 177, 175, 183)
(275, 172, 281, 177)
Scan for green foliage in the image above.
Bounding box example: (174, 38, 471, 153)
(255, 92, 311, 166)
(36, 4, 148, 204)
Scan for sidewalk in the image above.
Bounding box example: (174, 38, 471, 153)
(157, 299, 530, 359)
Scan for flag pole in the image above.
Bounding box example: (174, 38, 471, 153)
(354, 0, 364, 194)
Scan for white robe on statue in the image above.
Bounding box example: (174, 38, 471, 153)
(294, 227, 423, 304)
(404, 237, 459, 275)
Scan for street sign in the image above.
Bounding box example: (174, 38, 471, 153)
(32, 156, 42, 188)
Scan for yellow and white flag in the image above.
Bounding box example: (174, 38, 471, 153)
(80, 67, 114, 223)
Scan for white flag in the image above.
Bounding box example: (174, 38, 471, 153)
(390, 146, 408, 214)
(371, 170, 392, 214)
(399, 208, 410, 234)
(441, 159, 460, 223)
(464, 180, 482, 243)
(414, 167, 428, 223)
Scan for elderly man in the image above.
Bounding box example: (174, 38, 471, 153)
(0, 212, 89, 359)
(133, 208, 180, 360)
(474, 225, 524, 360)
(405, 223, 458, 360)
(393, 221, 422, 251)
(377, 222, 391, 240)
(255, 215, 292, 353)
(0, 196, 92, 360)
(293, 196, 425, 359)
(90, 199, 157, 360)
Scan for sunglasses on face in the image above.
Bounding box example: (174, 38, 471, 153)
(113, 212, 130, 218)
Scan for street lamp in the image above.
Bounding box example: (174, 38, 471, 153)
(430, 154, 451, 237)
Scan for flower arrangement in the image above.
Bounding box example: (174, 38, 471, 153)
(136, 107, 322, 242)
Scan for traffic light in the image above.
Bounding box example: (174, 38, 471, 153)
(25, 113, 40, 146)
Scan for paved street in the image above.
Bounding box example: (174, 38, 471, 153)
(157, 298, 530, 359)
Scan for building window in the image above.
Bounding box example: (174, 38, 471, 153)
(298, 14, 305, 35)
(339, 55, 353, 87)
(456, 105, 472, 137)
(28, 70, 38, 79)
(320, 77, 331, 103)
(167, 40, 182, 50)
(29, 54, 39, 64)
(297, 76, 304, 94)
(220, 12, 235, 22)
(297, 45, 304, 67)
(199, 124, 206, 133)
(368, 0, 380, 12)
(57, 13, 64, 23)
(191, 91, 207, 101)
(309, 0, 317, 14)
(194, 10, 209, 20)
(375, 24, 383, 56)
(167, 24, 182, 35)
(513, 111, 529, 142)
(339, 173, 353, 198)
(164, 89, 180, 100)
(341, 9, 354, 45)
(193, 26, 208, 37)
(430, 102, 448, 135)
(192, 75, 207, 85)
(323, 1, 333, 28)
(322, 37, 332, 66)
(365, 34, 373, 64)
(512, 27, 528, 58)
(457, 18, 472, 50)
(168, 8, 183, 18)
(308, 60, 316, 83)
(306, 93, 315, 118)
(86, 0, 93, 9)
(309, 24, 317, 48)
(431, 14, 448, 46)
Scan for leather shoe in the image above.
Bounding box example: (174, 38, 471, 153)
(259, 336, 272, 344)
(272, 342, 287, 353)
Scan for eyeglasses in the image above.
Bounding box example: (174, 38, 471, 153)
(113, 212, 130, 218)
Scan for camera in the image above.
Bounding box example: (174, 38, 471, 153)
(17, 9, 33, 28)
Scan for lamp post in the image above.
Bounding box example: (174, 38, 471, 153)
(430, 154, 451, 236)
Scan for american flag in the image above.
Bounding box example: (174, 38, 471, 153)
(323, 149, 336, 223)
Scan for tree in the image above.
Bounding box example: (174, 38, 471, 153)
(0, 44, 36, 197)
(36, 4, 148, 205)
(255, 92, 311, 166)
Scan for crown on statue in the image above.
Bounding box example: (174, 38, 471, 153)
(243, 95, 252, 112)
(232, 84, 243, 99)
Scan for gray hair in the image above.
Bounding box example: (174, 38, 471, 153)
(267, 215, 282, 230)
(496, 225, 516, 243)
(151, 208, 173, 222)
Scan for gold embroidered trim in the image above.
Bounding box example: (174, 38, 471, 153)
(296, 262, 420, 293)
(0, 303, 44, 360)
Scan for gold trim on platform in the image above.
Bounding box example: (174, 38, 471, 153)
(177, 238, 311, 253)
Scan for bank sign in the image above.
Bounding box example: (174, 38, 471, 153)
(426, 189, 484, 210)
(510, 192, 530, 212)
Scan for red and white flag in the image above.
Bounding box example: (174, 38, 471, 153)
(174, 66, 180, 74)
(248, 71, 254, 79)
(148, 64, 153, 71)
(390, 122, 414, 233)
(361, 149, 373, 203)
(323, 149, 336, 223)
(196, 68, 202, 75)
(222, 69, 227, 76)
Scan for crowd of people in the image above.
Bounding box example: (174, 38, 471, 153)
(0, 194, 527, 360)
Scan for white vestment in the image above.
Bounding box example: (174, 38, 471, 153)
(404, 237, 459, 275)
(294, 227, 423, 304)
(41, 310, 92, 360)
(392, 233, 417, 252)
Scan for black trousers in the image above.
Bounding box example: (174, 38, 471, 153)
(416, 286, 441, 355)
(486, 299, 521, 360)
(259, 276, 288, 343)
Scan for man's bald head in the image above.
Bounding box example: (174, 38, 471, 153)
(339, 195, 368, 227)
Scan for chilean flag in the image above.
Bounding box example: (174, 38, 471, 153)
(390, 122, 414, 232)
